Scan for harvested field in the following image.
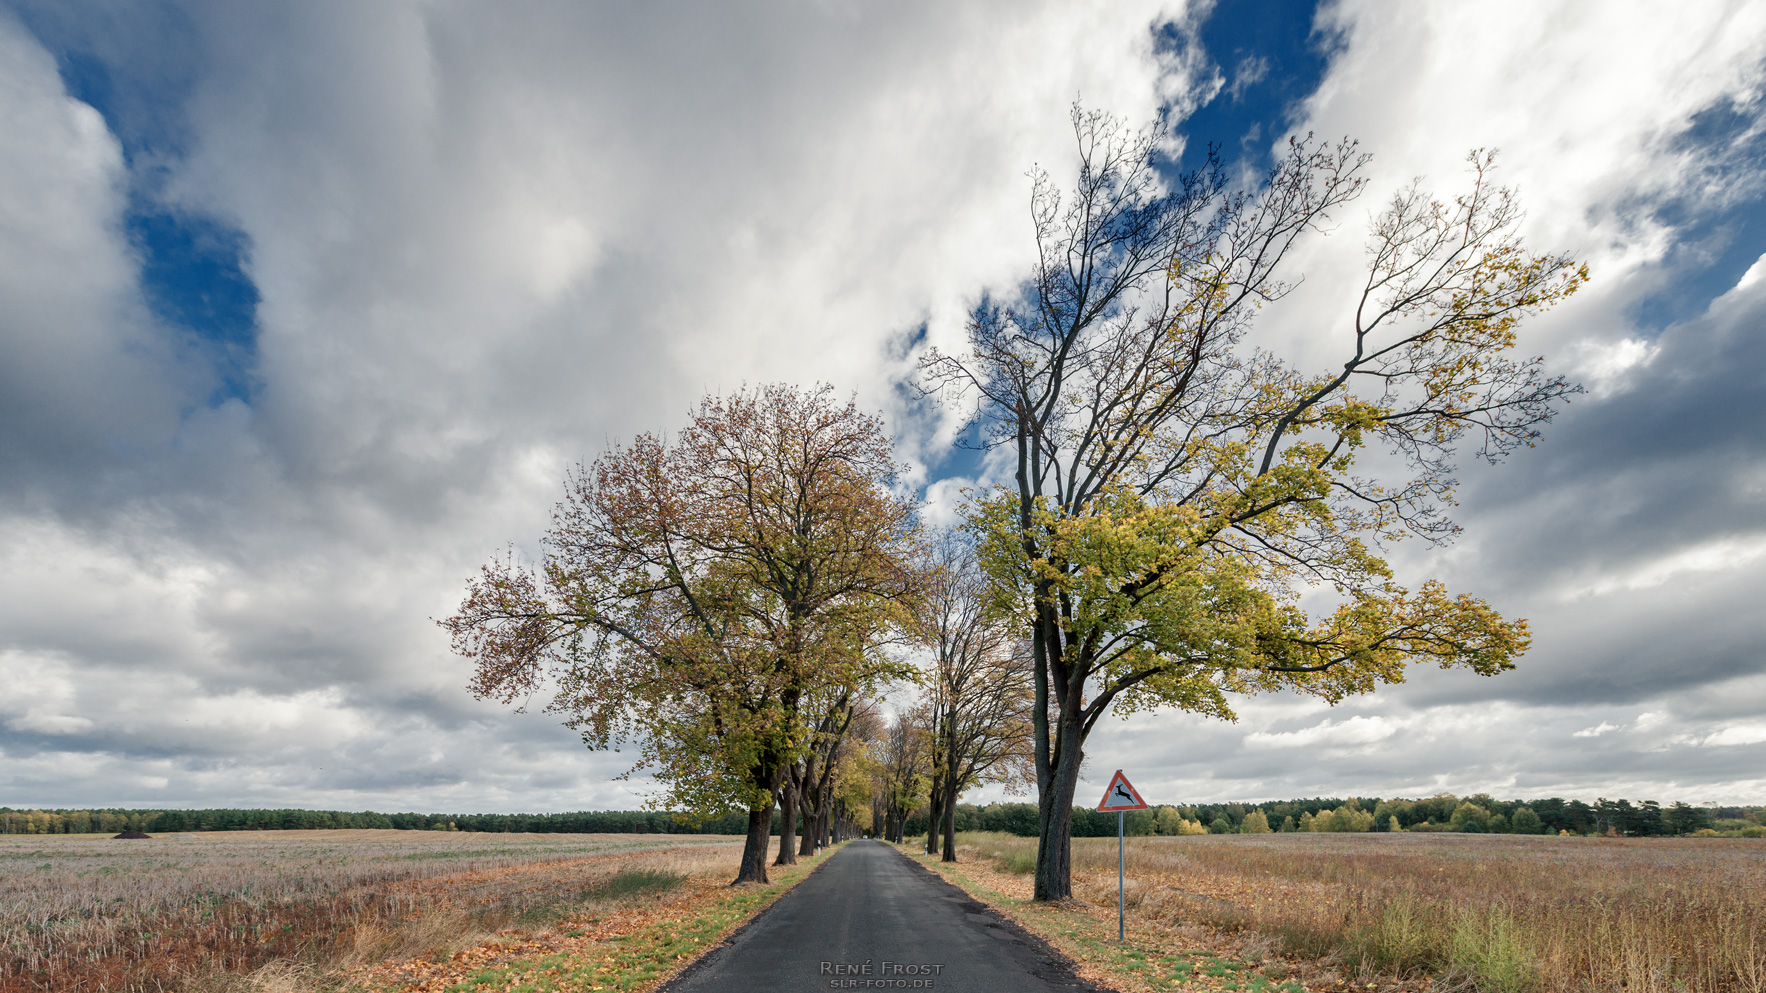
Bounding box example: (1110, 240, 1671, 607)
(956, 830, 1766, 992)
(0, 829, 745, 992)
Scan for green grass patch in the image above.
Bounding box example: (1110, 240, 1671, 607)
(581, 868, 686, 901)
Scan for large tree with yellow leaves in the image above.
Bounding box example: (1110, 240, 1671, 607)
(921, 107, 1587, 900)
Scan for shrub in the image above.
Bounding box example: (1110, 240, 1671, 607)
(1510, 807, 1543, 835)
(1448, 905, 1534, 993)
(1450, 803, 1492, 833)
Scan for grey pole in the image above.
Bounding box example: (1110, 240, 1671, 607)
(1117, 809, 1125, 941)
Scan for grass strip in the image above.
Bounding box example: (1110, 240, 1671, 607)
(892, 843, 1305, 993)
(349, 845, 844, 993)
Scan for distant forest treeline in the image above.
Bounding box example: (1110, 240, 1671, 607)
(905, 795, 1766, 839)
(6, 795, 1764, 838)
(0, 807, 760, 836)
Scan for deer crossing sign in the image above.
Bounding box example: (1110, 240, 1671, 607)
(1095, 769, 1148, 812)
(1095, 769, 1149, 941)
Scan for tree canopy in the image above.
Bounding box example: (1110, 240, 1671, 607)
(922, 106, 1587, 899)
(442, 383, 918, 883)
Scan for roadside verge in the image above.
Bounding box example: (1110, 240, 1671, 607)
(344, 844, 847, 993)
(889, 842, 1317, 993)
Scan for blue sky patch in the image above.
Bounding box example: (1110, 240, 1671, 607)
(32, 16, 262, 404)
(1629, 94, 1766, 331)
(1162, 0, 1335, 176)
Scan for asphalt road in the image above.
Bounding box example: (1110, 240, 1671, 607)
(660, 839, 1109, 993)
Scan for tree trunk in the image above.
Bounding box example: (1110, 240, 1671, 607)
(774, 777, 799, 866)
(941, 727, 960, 862)
(941, 770, 959, 862)
(809, 786, 830, 852)
(798, 786, 817, 857)
(925, 764, 943, 855)
(733, 801, 773, 885)
(1033, 712, 1084, 900)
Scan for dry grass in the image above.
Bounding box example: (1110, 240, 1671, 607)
(956, 830, 1766, 993)
(345, 843, 845, 993)
(0, 829, 745, 992)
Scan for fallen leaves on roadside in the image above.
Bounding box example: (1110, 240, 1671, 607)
(346, 850, 835, 993)
(896, 844, 1432, 993)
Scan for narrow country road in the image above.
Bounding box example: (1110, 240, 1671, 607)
(660, 839, 1110, 993)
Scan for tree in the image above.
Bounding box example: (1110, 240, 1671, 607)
(782, 686, 861, 863)
(922, 107, 1586, 898)
(908, 529, 1035, 862)
(1240, 809, 1271, 833)
(1451, 802, 1492, 832)
(1511, 798, 1539, 830)
(441, 384, 918, 885)
(1664, 801, 1710, 836)
(831, 705, 883, 839)
(875, 708, 931, 843)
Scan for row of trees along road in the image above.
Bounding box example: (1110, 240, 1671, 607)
(448, 105, 1588, 897)
(920, 107, 1587, 900)
(909, 530, 1035, 863)
(443, 385, 919, 884)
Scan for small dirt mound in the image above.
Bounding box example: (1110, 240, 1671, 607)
(113, 829, 152, 839)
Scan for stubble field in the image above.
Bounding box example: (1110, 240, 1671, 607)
(953, 830, 1766, 992)
(0, 829, 747, 992)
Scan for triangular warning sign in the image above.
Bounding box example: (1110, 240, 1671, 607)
(1096, 769, 1149, 811)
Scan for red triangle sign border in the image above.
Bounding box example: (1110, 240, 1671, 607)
(1096, 769, 1149, 811)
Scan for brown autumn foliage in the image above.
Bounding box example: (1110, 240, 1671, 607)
(442, 383, 919, 884)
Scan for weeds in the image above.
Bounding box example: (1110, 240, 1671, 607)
(582, 868, 686, 900)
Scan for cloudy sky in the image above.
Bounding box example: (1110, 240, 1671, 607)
(3, 0, 1764, 814)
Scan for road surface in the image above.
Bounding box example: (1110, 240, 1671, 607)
(661, 839, 1109, 993)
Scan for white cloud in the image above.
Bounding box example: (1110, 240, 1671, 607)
(1573, 722, 1620, 738)
(6, 713, 95, 735)
(1559, 534, 1766, 600)
(921, 477, 976, 530)
(1564, 336, 1660, 397)
(7, 0, 1766, 812)
(0, 15, 193, 478)
(1243, 715, 1397, 750)
(0, 1, 1203, 810)
(1702, 725, 1766, 747)
(1250, 0, 1766, 373)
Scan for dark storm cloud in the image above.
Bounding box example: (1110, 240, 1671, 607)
(1388, 273, 1766, 711)
(1478, 290, 1766, 587)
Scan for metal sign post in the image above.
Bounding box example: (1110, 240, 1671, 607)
(1095, 769, 1149, 942)
(1117, 809, 1125, 939)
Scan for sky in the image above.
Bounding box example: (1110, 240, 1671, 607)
(2, 0, 1765, 814)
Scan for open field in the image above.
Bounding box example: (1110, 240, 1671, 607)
(0, 829, 753, 992)
(931, 831, 1766, 993)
